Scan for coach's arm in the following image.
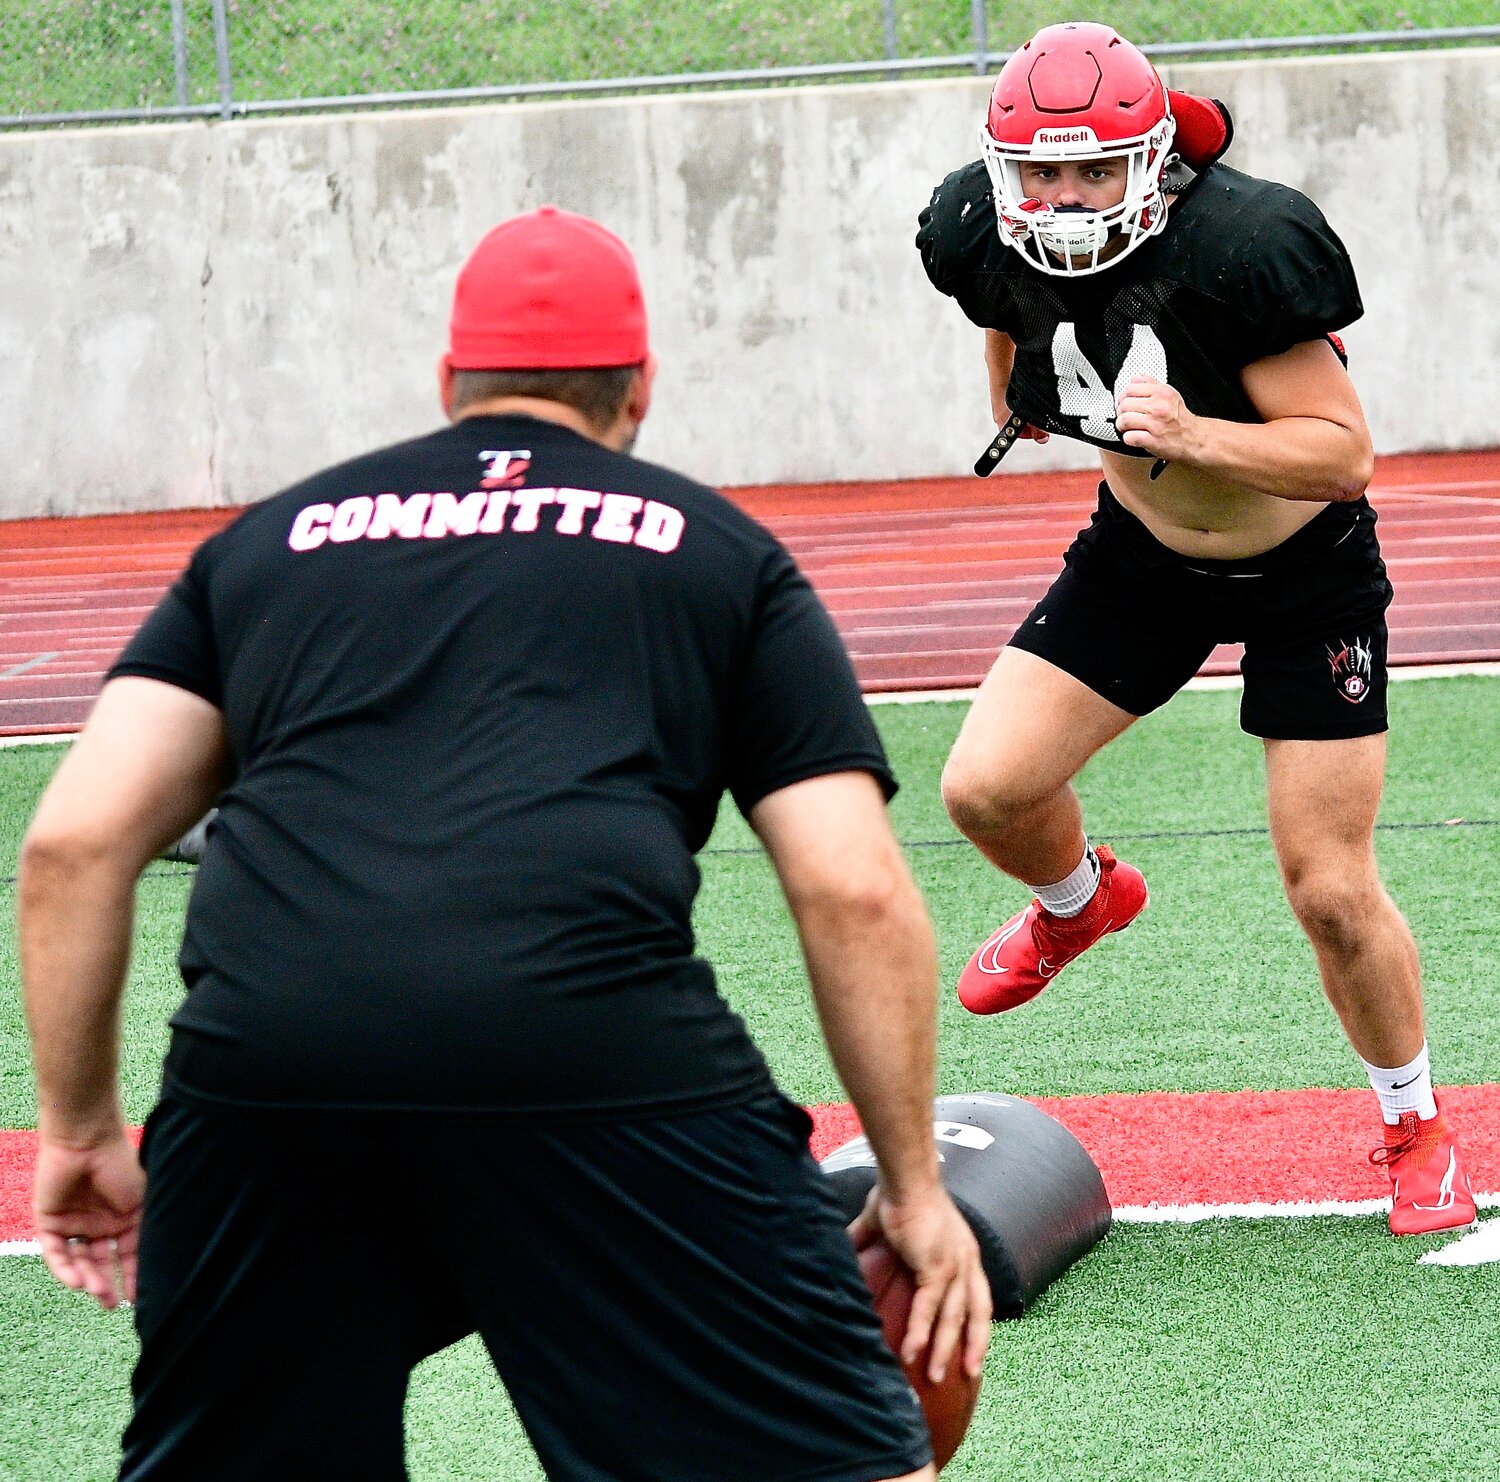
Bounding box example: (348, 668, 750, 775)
(751, 772, 991, 1381)
(18, 677, 226, 1309)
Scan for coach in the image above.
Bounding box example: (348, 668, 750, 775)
(19, 206, 988, 1480)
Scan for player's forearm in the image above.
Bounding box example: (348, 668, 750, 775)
(984, 329, 1016, 424)
(1183, 413, 1374, 503)
(19, 840, 135, 1144)
(796, 872, 944, 1204)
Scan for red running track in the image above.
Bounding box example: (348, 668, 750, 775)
(2, 450, 1498, 734)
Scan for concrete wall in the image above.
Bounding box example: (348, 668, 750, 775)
(2, 47, 1497, 518)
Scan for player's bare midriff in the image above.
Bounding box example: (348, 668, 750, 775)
(1101, 448, 1328, 561)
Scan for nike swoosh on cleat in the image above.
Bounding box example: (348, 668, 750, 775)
(975, 915, 1030, 975)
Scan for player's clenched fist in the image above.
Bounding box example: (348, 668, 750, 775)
(1115, 377, 1199, 461)
(992, 397, 1049, 445)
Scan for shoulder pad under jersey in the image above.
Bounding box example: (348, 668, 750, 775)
(916, 161, 999, 294)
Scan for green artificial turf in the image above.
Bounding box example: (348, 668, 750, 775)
(3, 1, 1498, 118)
(1, 675, 1497, 1481)
(700, 675, 1500, 1103)
(947, 1215, 1500, 1482)
(0, 747, 62, 877)
(3, 676, 1499, 1119)
(4, 1215, 1495, 1481)
(0, 1260, 137, 1479)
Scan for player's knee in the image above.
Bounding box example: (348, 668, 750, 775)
(824, 854, 911, 927)
(940, 759, 1034, 840)
(1283, 868, 1382, 952)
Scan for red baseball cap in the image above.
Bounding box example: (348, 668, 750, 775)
(447, 206, 649, 370)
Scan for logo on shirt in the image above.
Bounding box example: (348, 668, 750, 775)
(1327, 637, 1374, 703)
(286, 488, 685, 555)
(479, 449, 531, 489)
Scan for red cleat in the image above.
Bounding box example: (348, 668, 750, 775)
(956, 846, 1148, 1015)
(1371, 1107, 1478, 1237)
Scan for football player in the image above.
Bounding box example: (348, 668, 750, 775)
(917, 21, 1475, 1236)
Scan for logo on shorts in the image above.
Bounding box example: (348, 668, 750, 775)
(479, 449, 531, 489)
(1327, 637, 1374, 704)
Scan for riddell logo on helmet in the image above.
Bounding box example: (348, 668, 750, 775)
(1034, 128, 1097, 145)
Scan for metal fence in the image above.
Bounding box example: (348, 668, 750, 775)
(4, 2, 1499, 129)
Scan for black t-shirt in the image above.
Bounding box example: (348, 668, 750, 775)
(916, 161, 1363, 454)
(110, 415, 895, 1116)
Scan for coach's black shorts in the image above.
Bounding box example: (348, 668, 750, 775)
(1006, 483, 1393, 739)
(121, 1093, 931, 1482)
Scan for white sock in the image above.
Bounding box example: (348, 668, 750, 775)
(1031, 845, 1101, 919)
(1361, 1041, 1438, 1125)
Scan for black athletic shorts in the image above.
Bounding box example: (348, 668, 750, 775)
(121, 1093, 931, 1482)
(1006, 483, 1393, 739)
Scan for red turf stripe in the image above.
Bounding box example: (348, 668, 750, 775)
(0, 1133, 32, 1240)
(807, 1084, 1500, 1209)
(0, 1128, 143, 1244)
(3, 1087, 1497, 1244)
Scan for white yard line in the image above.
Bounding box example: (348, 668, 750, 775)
(1418, 1217, 1500, 1266)
(1114, 1192, 1500, 1223)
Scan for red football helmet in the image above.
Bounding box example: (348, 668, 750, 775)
(981, 22, 1175, 277)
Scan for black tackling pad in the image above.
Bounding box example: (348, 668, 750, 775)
(161, 808, 218, 864)
(820, 1092, 1111, 1318)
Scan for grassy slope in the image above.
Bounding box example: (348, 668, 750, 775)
(3, 1, 1497, 115)
(0, 674, 1497, 1479)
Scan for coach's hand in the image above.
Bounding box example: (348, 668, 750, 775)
(1116, 377, 1200, 461)
(34, 1130, 144, 1310)
(850, 1183, 991, 1383)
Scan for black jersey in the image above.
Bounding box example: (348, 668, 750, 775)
(916, 161, 1362, 455)
(110, 415, 895, 1117)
